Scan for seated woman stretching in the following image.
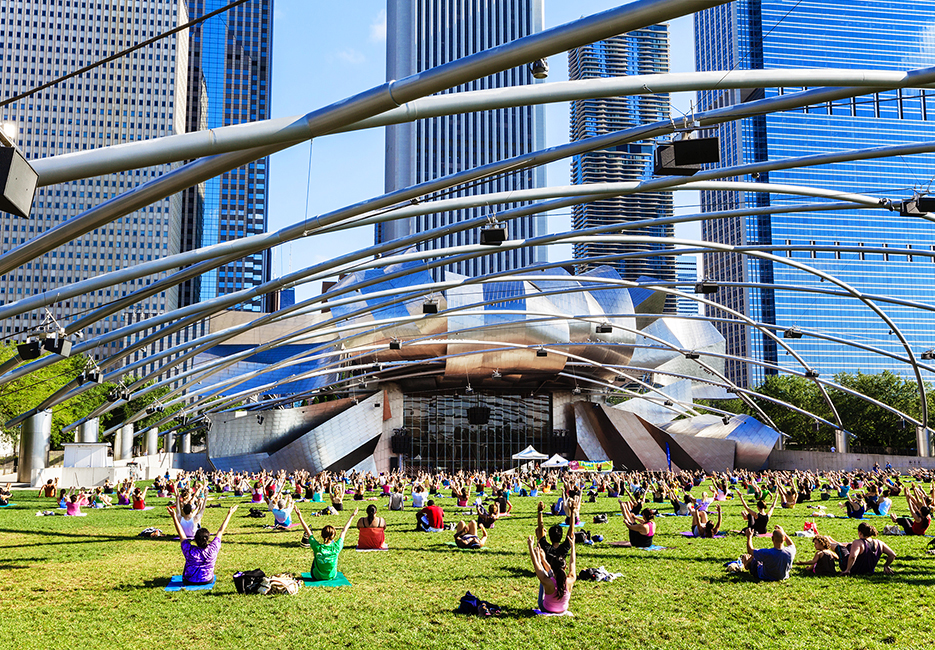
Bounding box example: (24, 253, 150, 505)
(476, 501, 500, 529)
(131, 486, 149, 510)
(890, 485, 932, 536)
(65, 489, 90, 516)
(616, 500, 656, 548)
(166, 503, 238, 585)
(176, 492, 207, 538)
(795, 534, 839, 576)
(527, 533, 576, 615)
(453, 520, 488, 549)
(356, 504, 388, 549)
(691, 503, 722, 538)
(663, 483, 692, 516)
(842, 523, 896, 576)
(840, 492, 866, 519)
(736, 489, 779, 535)
(295, 505, 359, 581)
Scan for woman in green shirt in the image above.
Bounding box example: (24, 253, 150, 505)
(295, 505, 359, 580)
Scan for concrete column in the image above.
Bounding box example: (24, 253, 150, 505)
(18, 410, 52, 483)
(180, 431, 191, 454)
(117, 423, 134, 460)
(146, 428, 158, 456)
(834, 429, 849, 454)
(77, 418, 99, 443)
(917, 426, 931, 458)
(164, 429, 174, 454)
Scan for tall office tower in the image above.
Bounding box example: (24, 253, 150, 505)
(0, 0, 189, 367)
(675, 255, 699, 316)
(568, 30, 675, 309)
(382, 0, 547, 280)
(695, 0, 935, 387)
(181, 0, 272, 311)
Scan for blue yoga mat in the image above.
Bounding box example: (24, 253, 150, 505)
(165, 575, 216, 592)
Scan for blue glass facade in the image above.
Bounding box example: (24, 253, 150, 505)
(695, 0, 935, 386)
(568, 29, 675, 305)
(181, 0, 272, 311)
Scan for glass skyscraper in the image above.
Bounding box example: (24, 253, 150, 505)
(181, 0, 272, 311)
(695, 0, 935, 387)
(0, 0, 188, 364)
(568, 29, 674, 307)
(381, 0, 546, 280)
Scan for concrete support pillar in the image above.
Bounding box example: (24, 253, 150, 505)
(834, 429, 849, 454)
(116, 423, 134, 461)
(164, 429, 174, 454)
(775, 434, 785, 451)
(146, 428, 158, 456)
(77, 418, 99, 443)
(18, 410, 52, 483)
(180, 431, 191, 454)
(917, 426, 930, 458)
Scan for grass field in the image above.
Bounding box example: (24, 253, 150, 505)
(2, 484, 934, 650)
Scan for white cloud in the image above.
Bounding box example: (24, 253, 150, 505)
(335, 48, 366, 65)
(370, 9, 386, 43)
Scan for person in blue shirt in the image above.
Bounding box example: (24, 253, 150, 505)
(740, 525, 796, 581)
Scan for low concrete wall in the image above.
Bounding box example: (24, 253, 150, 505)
(769, 449, 935, 472)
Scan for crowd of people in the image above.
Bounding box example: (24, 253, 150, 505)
(31, 464, 935, 610)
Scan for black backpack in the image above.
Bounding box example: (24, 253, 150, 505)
(457, 591, 501, 616)
(233, 569, 266, 594)
(574, 529, 592, 544)
(593, 513, 608, 524)
(247, 508, 267, 518)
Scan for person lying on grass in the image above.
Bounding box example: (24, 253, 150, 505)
(740, 525, 795, 581)
(527, 532, 576, 615)
(454, 520, 488, 549)
(890, 484, 932, 536)
(295, 505, 359, 581)
(166, 503, 237, 585)
(691, 503, 722, 538)
(617, 501, 656, 548)
(842, 523, 896, 576)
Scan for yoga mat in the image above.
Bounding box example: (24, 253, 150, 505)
(0, 503, 16, 508)
(608, 542, 668, 550)
(355, 547, 389, 552)
(165, 575, 216, 592)
(680, 531, 725, 538)
(533, 609, 574, 617)
(64, 512, 88, 517)
(445, 541, 489, 551)
(129, 506, 155, 511)
(299, 571, 351, 587)
(265, 522, 299, 529)
(558, 522, 582, 528)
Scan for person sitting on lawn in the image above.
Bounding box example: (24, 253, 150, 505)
(795, 534, 839, 576)
(267, 492, 295, 528)
(356, 504, 388, 550)
(416, 500, 444, 532)
(65, 489, 90, 516)
(527, 532, 577, 615)
(536, 500, 573, 563)
(0, 482, 12, 506)
(388, 485, 406, 511)
(454, 520, 488, 549)
(477, 501, 500, 529)
(295, 505, 359, 581)
(131, 485, 149, 510)
(890, 485, 932, 536)
(617, 501, 656, 548)
(691, 503, 722, 538)
(736, 489, 779, 535)
(740, 525, 796, 581)
(175, 491, 206, 538)
(166, 503, 238, 585)
(39, 477, 58, 498)
(840, 492, 866, 519)
(842, 523, 895, 576)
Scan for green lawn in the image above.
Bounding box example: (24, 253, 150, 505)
(2, 485, 934, 650)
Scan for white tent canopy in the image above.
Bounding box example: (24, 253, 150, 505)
(512, 445, 549, 461)
(541, 454, 569, 468)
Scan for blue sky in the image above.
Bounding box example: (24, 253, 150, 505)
(268, 2, 697, 299)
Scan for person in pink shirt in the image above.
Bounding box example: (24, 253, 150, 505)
(65, 489, 90, 516)
(527, 532, 577, 614)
